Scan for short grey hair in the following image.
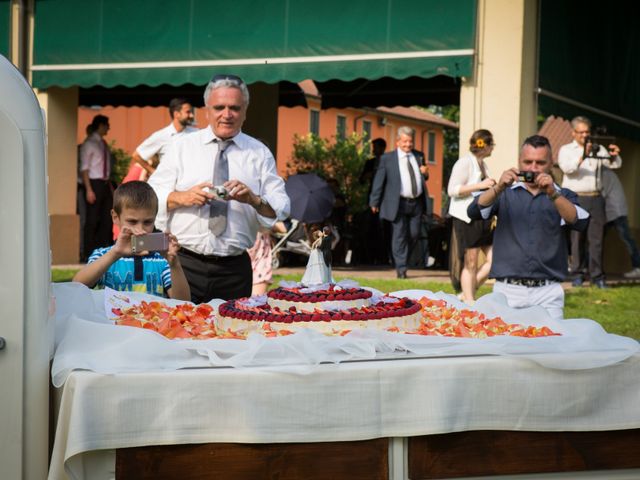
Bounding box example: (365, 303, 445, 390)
(203, 78, 250, 106)
(396, 126, 414, 138)
(571, 115, 591, 129)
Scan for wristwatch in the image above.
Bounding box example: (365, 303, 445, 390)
(548, 190, 561, 201)
(253, 195, 268, 209)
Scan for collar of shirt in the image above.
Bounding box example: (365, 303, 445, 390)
(202, 127, 247, 149)
(396, 148, 412, 159)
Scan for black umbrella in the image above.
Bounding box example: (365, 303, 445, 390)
(285, 173, 335, 223)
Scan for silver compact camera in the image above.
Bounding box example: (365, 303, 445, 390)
(212, 185, 229, 199)
(203, 185, 229, 201)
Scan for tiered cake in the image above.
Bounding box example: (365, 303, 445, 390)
(216, 228, 423, 336)
(216, 284, 422, 335)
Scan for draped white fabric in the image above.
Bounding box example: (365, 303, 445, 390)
(51, 283, 639, 388)
(48, 283, 640, 480)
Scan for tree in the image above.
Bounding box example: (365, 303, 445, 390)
(289, 132, 371, 215)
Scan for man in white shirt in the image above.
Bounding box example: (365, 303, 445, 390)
(558, 115, 622, 288)
(131, 98, 197, 179)
(148, 75, 290, 302)
(369, 126, 429, 279)
(80, 114, 113, 260)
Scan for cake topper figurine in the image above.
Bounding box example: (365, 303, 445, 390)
(301, 226, 334, 286)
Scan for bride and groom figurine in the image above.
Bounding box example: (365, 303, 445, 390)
(301, 226, 334, 286)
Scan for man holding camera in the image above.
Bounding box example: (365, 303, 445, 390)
(148, 74, 290, 302)
(558, 116, 621, 288)
(468, 135, 589, 321)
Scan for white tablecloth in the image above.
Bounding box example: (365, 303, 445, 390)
(49, 354, 640, 480)
(48, 282, 640, 479)
(50, 283, 639, 388)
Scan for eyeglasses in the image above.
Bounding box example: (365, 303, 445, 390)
(211, 74, 245, 85)
(574, 129, 590, 135)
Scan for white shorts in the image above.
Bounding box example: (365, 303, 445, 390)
(493, 281, 565, 321)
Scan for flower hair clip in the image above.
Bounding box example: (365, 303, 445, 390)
(475, 138, 486, 148)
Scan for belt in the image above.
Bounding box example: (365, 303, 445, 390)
(498, 278, 554, 287)
(179, 248, 243, 262)
(400, 196, 419, 201)
(577, 191, 601, 197)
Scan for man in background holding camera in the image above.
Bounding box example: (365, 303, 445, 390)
(148, 74, 290, 302)
(558, 115, 622, 288)
(468, 135, 589, 320)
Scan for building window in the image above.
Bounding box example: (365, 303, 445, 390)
(362, 120, 372, 140)
(427, 131, 436, 164)
(336, 115, 347, 139)
(310, 110, 320, 135)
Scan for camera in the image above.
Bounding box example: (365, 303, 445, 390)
(211, 185, 228, 199)
(517, 171, 537, 183)
(203, 185, 229, 199)
(584, 136, 602, 158)
(584, 127, 616, 159)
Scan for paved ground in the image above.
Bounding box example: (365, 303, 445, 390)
(54, 263, 639, 288)
(277, 265, 640, 288)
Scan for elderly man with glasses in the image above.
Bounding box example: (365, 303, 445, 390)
(558, 115, 622, 289)
(148, 74, 290, 302)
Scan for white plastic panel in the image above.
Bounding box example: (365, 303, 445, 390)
(0, 54, 50, 480)
(0, 105, 26, 480)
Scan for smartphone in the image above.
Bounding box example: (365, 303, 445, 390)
(131, 232, 169, 253)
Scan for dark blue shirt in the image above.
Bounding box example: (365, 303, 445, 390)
(467, 184, 589, 281)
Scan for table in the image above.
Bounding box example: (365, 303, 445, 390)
(49, 353, 640, 480)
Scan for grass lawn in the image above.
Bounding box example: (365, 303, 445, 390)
(51, 268, 640, 339)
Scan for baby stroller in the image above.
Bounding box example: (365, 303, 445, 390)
(271, 219, 310, 269)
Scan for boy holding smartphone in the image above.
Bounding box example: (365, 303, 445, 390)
(73, 181, 190, 300)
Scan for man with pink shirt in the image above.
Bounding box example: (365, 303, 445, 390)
(80, 114, 113, 258)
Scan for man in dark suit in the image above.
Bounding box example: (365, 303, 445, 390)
(369, 126, 429, 278)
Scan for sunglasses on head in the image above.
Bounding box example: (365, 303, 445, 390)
(211, 74, 245, 85)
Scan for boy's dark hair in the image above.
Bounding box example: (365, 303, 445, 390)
(169, 98, 189, 118)
(112, 181, 159, 215)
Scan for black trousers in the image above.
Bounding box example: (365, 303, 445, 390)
(83, 179, 113, 258)
(178, 249, 252, 303)
(391, 197, 424, 275)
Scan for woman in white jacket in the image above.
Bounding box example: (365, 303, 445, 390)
(447, 129, 497, 303)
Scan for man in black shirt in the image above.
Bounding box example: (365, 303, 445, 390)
(468, 135, 589, 320)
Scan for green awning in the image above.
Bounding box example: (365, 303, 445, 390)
(32, 0, 476, 88)
(0, 0, 10, 58)
(538, 0, 640, 142)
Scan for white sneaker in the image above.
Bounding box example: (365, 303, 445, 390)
(426, 256, 436, 268)
(623, 267, 640, 279)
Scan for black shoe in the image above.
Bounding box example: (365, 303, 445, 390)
(571, 277, 584, 287)
(397, 272, 407, 279)
(593, 278, 608, 289)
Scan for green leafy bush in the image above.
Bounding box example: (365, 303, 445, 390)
(289, 133, 370, 214)
(108, 141, 132, 185)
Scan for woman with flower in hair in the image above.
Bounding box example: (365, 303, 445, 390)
(447, 129, 497, 304)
